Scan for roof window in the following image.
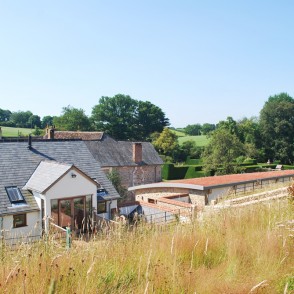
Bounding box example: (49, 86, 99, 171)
(5, 187, 26, 204)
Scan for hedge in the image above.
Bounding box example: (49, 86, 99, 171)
(185, 157, 203, 165)
(162, 164, 210, 180)
(162, 162, 294, 181)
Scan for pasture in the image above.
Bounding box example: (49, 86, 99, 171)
(0, 126, 33, 137)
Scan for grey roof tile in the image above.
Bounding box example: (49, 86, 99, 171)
(85, 137, 163, 167)
(24, 161, 72, 193)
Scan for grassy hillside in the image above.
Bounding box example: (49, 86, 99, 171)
(0, 126, 33, 137)
(170, 129, 210, 147)
(178, 134, 209, 147)
(171, 129, 186, 137)
(0, 199, 292, 293)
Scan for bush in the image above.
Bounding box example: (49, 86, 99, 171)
(243, 158, 257, 165)
(0, 121, 16, 127)
(185, 157, 203, 165)
(162, 164, 208, 180)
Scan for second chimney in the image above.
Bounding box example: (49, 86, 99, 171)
(48, 126, 55, 140)
(133, 143, 142, 164)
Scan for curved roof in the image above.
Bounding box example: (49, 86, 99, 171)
(129, 170, 294, 191)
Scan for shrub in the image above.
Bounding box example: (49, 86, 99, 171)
(0, 121, 16, 127)
(185, 157, 203, 165)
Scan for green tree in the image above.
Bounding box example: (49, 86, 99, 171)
(136, 100, 169, 140)
(259, 93, 294, 164)
(237, 117, 264, 161)
(107, 170, 128, 201)
(174, 140, 201, 162)
(10, 111, 33, 128)
(217, 116, 239, 136)
(33, 126, 42, 136)
(92, 94, 138, 140)
(184, 124, 202, 135)
(0, 108, 11, 122)
(202, 129, 245, 175)
(53, 106, 92, 131)
(152, 127, 179, 158)
(91, 94, 169, 140)
(28, 114, 41, 128)
(201, 123, 216, 135)
(41, 115, 54, 128)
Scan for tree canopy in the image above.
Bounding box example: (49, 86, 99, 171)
(259, 92, 294, 164)
(10, 111, 33, 128)
(0, 108, 11, 122)
(152, 127, 179, 158)
(184, 124, 202, 135)
(53, 106, 92, 131)
(202, 129, 245, 175)
(91, 94, 169, 140)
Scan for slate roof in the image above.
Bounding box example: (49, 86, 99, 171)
(24, 161, 72, 194)
(0, 140, 120, 216)
(84, 137, 163, 167)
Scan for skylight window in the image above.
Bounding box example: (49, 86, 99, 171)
(5, 187, 26, 204)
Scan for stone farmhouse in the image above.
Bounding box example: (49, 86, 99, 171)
(0, 138, 120, 244)
(44, 127, 163, 191)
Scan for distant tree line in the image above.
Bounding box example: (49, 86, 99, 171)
(0, 94, 169, 141)
(2, 92, 293, 168)
(154, 93, 294, 169)
(183, 123, 216, 135)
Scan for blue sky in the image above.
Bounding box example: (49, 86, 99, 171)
(0, 1, 293, 127)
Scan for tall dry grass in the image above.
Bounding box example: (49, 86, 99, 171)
(0, 199, 293, 293)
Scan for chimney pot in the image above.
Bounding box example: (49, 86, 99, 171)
(28, 135, 32, 149)
(48, 126, 55, 140)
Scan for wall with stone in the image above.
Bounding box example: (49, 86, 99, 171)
(113, 165, 162, 188)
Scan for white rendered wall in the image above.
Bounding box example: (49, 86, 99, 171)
(44, 168, 97, 218)
(98, 199, 117, 219)
(2, 211, 41, 244)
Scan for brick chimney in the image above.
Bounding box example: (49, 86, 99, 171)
(133, 143, 142, 164)
(48, 126, 55, 140)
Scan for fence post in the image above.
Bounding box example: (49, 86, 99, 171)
(165, 212, 167, 223)
(66, 227, 71, 249)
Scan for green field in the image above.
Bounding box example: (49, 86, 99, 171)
(178, 135, 209, 147)
(170, 129, 210, 147)
(0, 126, 33, 137)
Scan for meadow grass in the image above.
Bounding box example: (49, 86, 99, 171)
(178, 135, 210, 147)
(0, 199, 293, 293)
(0, 126, 33, 137)
(170, 129, 210, 147)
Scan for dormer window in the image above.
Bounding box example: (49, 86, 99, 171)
(5, 187, 26, 204)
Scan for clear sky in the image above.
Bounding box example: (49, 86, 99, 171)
(0, 1, 293, 127)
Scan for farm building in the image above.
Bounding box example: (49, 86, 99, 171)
(129, 170, 294, 211)
(44, 127, 163, 192)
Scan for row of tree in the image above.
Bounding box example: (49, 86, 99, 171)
(153, 93, 294, 169)
(2, 92, 293, 168)
(0, 94, 169, 141)
(182, 123, 216, 135)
